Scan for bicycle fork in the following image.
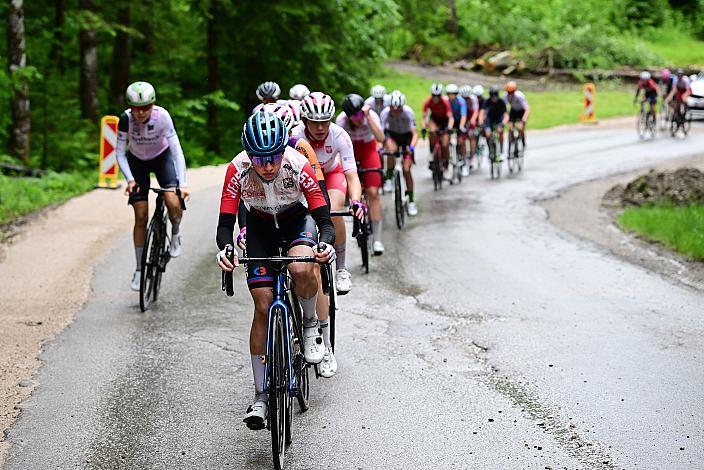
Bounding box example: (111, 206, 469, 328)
(263, 279, 295, 401)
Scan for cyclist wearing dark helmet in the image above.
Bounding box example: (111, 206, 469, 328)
(479, 86, 508, 158)
(336, 93, 386, 255)
(216, 111, 335, 430)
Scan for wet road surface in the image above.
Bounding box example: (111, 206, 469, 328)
(5, 123, 704, 469)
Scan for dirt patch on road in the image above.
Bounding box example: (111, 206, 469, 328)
(0, 165, 226, 465)
(542, 155, 704, 292)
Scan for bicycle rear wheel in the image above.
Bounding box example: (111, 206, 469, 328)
(287, 290, 309, 413)
(139, 220, 161, 312)
(516, 135, 524, 172)
(268, 310, 288, 470)
(394, 170, 405, 230)
(326, 264, 337, 351)
(360, 216, 370, 273)
(637, 111, 647, 139)
(683, 109, 692, 135)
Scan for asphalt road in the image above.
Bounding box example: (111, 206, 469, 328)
(5, 122, 704, 470)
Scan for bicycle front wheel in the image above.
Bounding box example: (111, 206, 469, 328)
(394, 170, 405, 230)
(268, 310, 288, 469)
(360, 217, 370, 273)
(139, 220, 161, 312)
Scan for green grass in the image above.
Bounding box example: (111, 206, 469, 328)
(641, 29, 704, 67)
(370, 68, 634, 129)
(0, 171, 96, 226)
(619, 204, 704, 260)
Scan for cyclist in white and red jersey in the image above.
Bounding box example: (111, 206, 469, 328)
(291, 92, 365, 295)
(503, 81, 530, 147)
(380, 90, 419, 216)
(216, 111, 335, 429)
(634, 71, 660, 121)
(115, 81, 189, 291)
(365, 84, 390, 117)
(336, 94, 386, 255)
(459, 85, 479, 173)
(421, 83, 454, 168)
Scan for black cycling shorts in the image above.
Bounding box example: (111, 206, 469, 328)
(509, 109, 525, 123)
(127, 148, 179, 204)
(384, 130, 413, 148)
(430, 117, 449, 130)
(245, 211, 318, 290)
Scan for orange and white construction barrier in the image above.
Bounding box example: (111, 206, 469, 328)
(579, 83, 597, 123)
(97, 115, 120, 188)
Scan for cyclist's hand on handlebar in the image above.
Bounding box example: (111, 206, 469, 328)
(236, 227, 247, 250)
(125, 180, 137, 197)
(179, 186, 190, 200)
(350, 199, 367, 221)
(315, 242, 336, 264)
(216, 244, 238, 271)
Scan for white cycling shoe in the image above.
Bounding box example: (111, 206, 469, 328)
(130, 270, 141, 291)
(243, 399, 268, 430)
(169, 233, 182, 258)
(336, 269, 352, 295)
(303, 325, 325, 364)
(461, 165, 470, 177)
(383, 179, 394, 193)
(407, 202, 418, 217)
(373, 241, 385, 256)
(319, 348, 338, 378)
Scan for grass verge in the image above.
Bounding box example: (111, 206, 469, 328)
(618, 204, 704, 260)
(0, 171, 96, 227)
(641, 29, 704, 68)
(370, 68, 634, 129)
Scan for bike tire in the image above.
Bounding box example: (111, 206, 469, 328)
(139, 221, 159, 312)
(268, 310, 287, 470)
(327, 264, 337, 352)
(288, 290, 309, 413)
(152, 234, 167, 302)
(360, 216, 370, 274)
(394, 170, 404, 230)
(637, 111, 647, 139)
(684, 110, 692, 135)
(516, 137, 524, 172)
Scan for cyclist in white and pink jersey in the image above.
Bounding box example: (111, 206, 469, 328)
(115, 81, 189, 291)
(336, 93, 386, 256)
(291, 92, 364, 294)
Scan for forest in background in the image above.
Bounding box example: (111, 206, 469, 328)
(1, 0, 704, 177)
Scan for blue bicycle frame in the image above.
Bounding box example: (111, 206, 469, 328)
(263, 270, 296, 398)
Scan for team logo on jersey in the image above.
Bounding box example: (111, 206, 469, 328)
(254, 266, 267, 276)
(300, 231, 313, 238)
(325, 145, 332, 154)
(283, 177, 294, 188)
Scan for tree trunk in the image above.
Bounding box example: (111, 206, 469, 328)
(110, 4, 131, 108)
(446, 0, 458, 36)
(49, 0, 65, 74)
(79, 0, 100, 122)
(7, 0, 31, 164)
(207, 0, 221, 152)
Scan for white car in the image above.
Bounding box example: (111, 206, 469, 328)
(686, 71, 704, 119)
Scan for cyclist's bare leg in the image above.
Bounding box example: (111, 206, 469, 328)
(402, 157, 414, 195)
(287, 244, 318, 298)
(458, 132, 467, 158)
(517, 120, 526, 145)
(440, 131, 450, 163)
(469, 132, 476, 162)
(250, 287, 274, 355)
(163, 191, 183, 234)
(132, 201, 149, 259)
(366, 186, 382, 222)
(498, 125, 505, 154)
(428, 120, 439, 157)
(315, 265, 329, 322)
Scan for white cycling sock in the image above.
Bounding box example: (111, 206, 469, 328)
(135, 246, 144, 271)
(251, 354, 266, 401)
(371, 220, 382, 244)
(335, 244, 346, 271)
(319, 320, 331, 348)
(299, 294, 318, 328)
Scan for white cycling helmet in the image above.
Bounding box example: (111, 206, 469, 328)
(287, 99, 302, 126)
(256, 81, 281, 101)
(639, 71, 651, 80)
(301, 92, 335, 122)
(472, 85, 485, 96)
(289, 84, 310, 100)
(445, 83, 459, 94)
(260, 102, 294, 133)
(371, 85, 386, 99)
(126, 81, 156, 106)
(459, 85, 472, 98)
(431, 83, 443, 96)
(389, 90, 406, 108)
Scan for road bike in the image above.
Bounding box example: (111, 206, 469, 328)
(659, 99, 671, 131)
(331, 201, 372, 274)
(637, 101, 657, 140)
(139, 187, 185, 312)
(506, 123, 525, 174)
(448, 130, 465, 185)
(222, 248, 317, 470)
(485, 125, 502, 180)
(669, 100, 692, 138)
(381, 147, 411, 230)
(427, 129, 450, 191)
(473, 127, 486, 171)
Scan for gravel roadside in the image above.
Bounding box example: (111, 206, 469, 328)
(0, 164, 226, 465)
